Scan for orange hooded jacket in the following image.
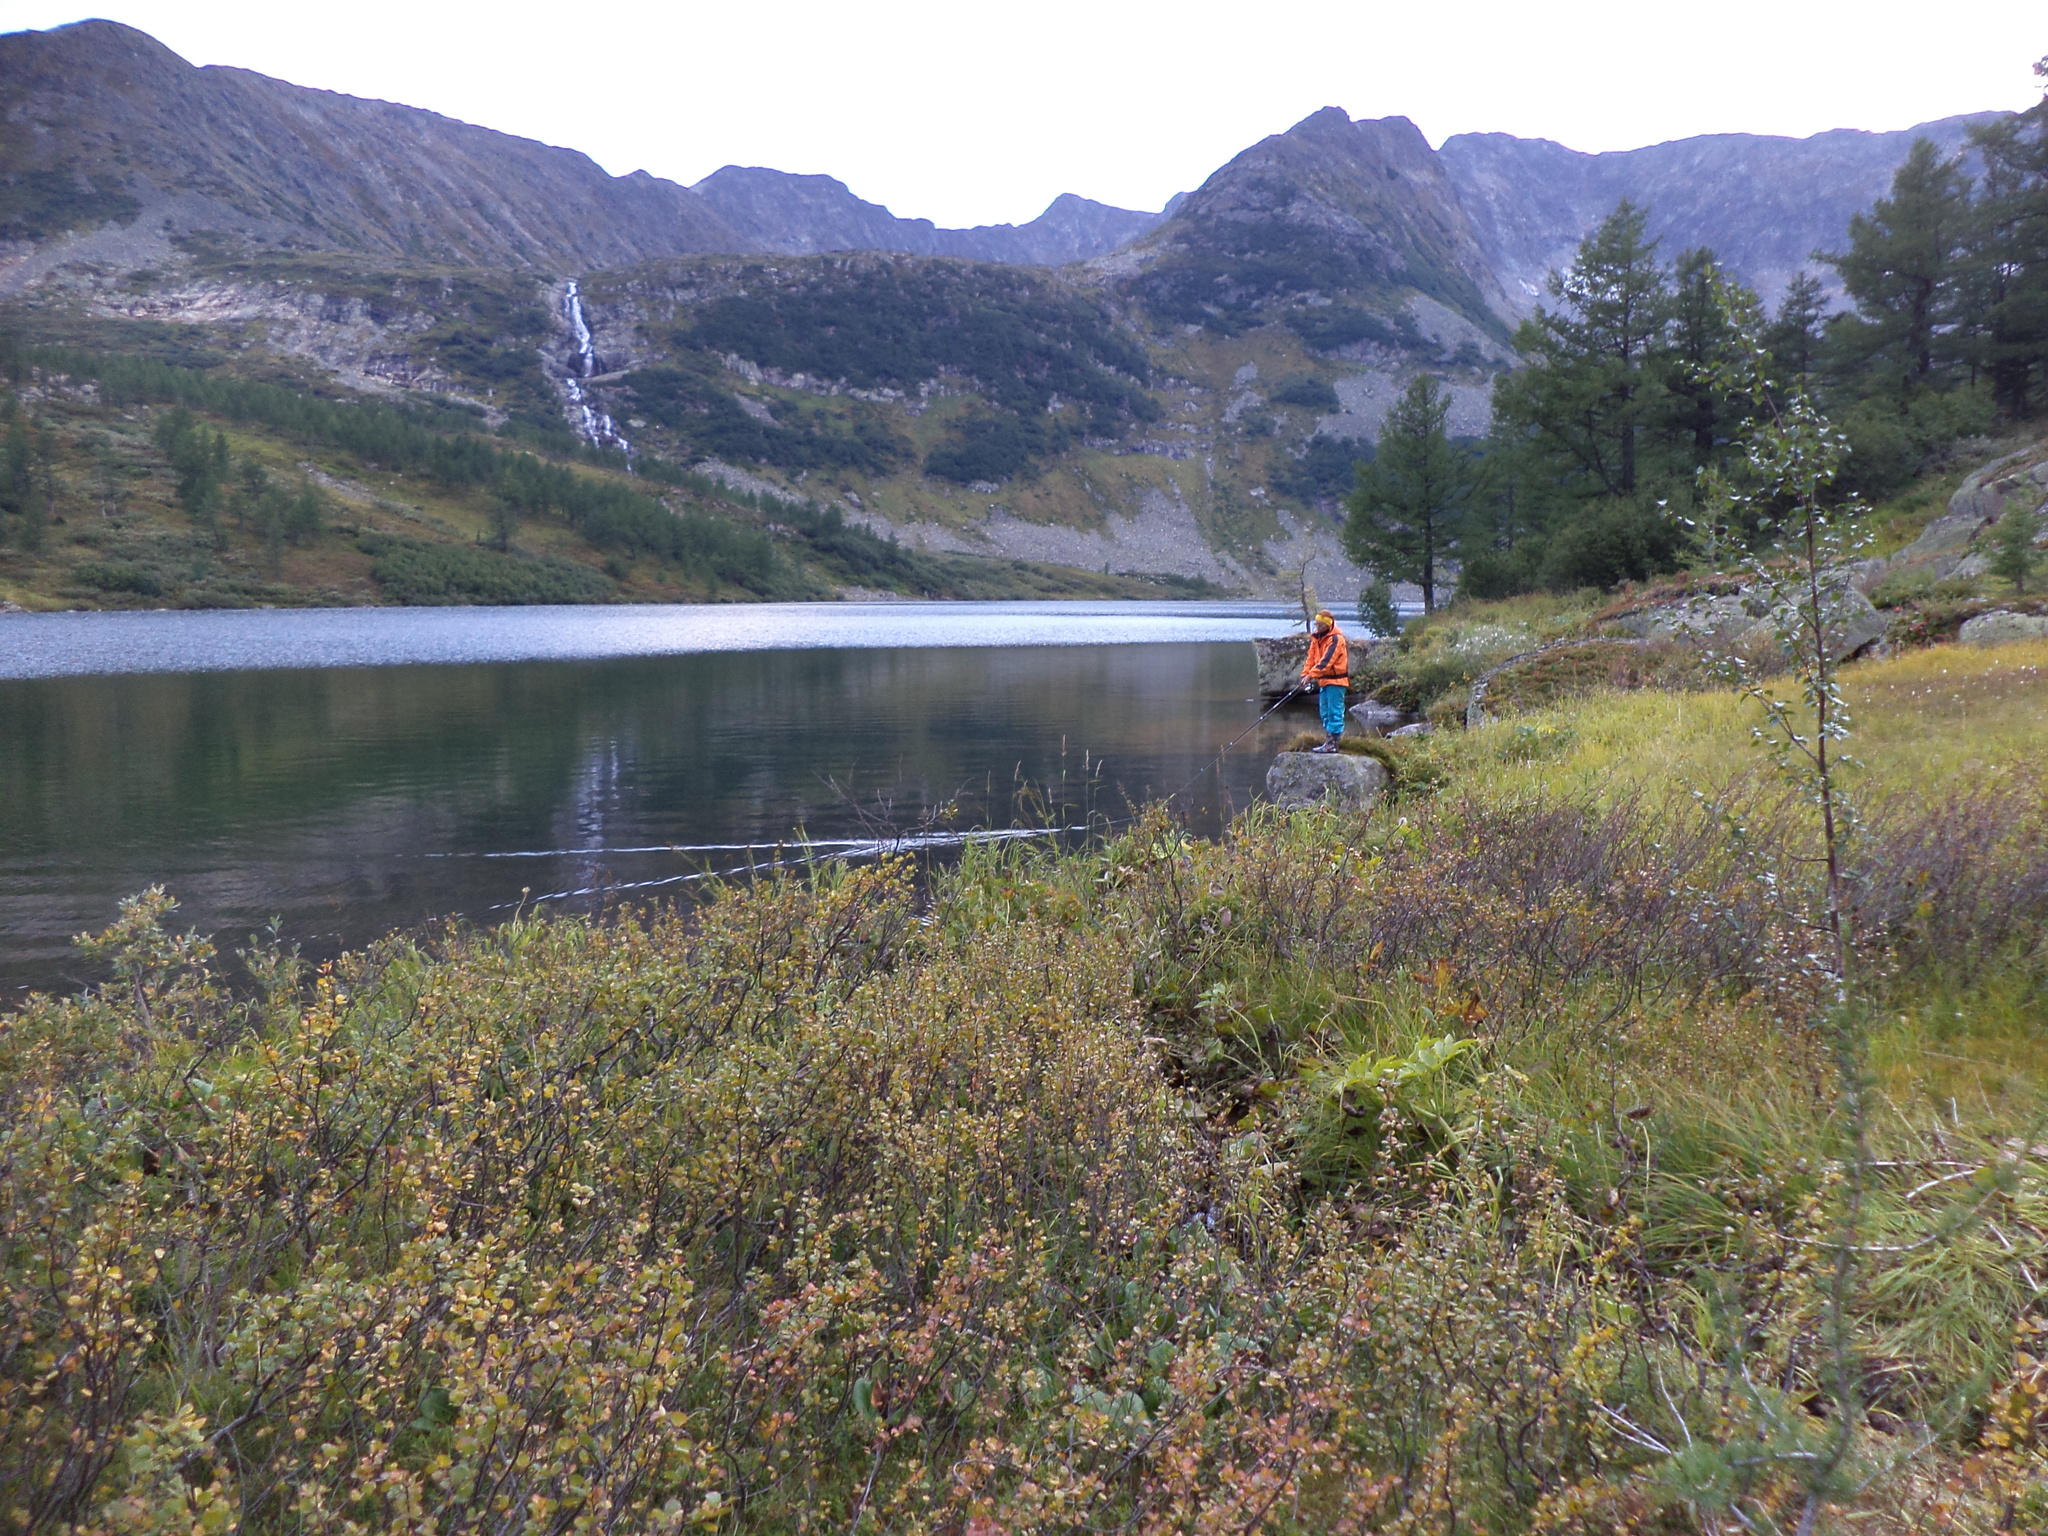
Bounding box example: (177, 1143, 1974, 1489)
(1301, 626, 1348, 686)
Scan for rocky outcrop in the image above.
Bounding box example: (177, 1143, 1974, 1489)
(1900, 450, 2048, 560)
(1607, 592, 1759, 644)
(1851, 446, 2048, 590)
(1961, 611, 2048, 646)
(1266, 751, 1390, 812)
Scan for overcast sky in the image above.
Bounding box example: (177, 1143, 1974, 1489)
(5, 1, 2043, 229)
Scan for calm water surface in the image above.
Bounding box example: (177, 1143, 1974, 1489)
(1, 602, 1319, 997)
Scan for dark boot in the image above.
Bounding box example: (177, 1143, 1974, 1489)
(1310, 732, 1342, 754)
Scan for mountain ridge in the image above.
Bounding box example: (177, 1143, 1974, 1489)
(0, 19, 1167, 281)
(1439, 115, 1999, 307)
(1120, 106, 1514, 339)
(690, 169, 1169, 265)
(6, 18, 2006, 308)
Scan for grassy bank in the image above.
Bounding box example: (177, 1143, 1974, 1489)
(3, 643, 2046, 1533)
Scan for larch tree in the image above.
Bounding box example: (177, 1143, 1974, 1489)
(1343, 374, 1475, 613)
(1822, 138, 1973, 398)
(1493, 200, 1671, 501)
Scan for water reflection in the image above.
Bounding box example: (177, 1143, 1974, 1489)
(1, 640, 1313, 997)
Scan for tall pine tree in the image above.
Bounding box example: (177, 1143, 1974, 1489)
(1822, 138, 1973, 399)
(1961, 59, 2048, 416)
(1765, 271, 1830, 382)
(1343, 375, 1475, 613)
(1663, 248, 1738, 477)
(1493, 201, 1671, 503)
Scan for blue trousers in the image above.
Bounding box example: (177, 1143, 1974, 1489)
(1317, 683, 1347, 736)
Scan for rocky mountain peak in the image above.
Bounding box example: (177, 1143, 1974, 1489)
(1125, 107, 1512, 337)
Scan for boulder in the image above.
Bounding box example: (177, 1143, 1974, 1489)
(1736, 583, 1888, 663)
(1253, 633, 1311, 699)
(1266, 751, 1390, 812)
(1959, 611, 2048, 646)
(1348, 700, 1408, 735)
(1898, 510, 1995, 560)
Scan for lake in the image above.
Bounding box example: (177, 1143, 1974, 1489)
(0, 602, 1325, 999)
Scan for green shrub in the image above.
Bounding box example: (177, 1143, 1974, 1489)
(360, 534, 615, 604)
(624, 364, 909, 476)
(924, 411, 1050, 485)
(1272, 432, 1372, 508)
(71, 559, 166, 596)
(1284, 304, 1415, 353)
(1538, 500, 1684, 590)
(1267, 373, 1341, 411)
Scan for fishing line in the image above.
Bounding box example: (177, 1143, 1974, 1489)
(1157, 686, 1304, 808)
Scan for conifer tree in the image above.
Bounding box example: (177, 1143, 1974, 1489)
(1961, 59, 2048, 416)
(2, 411, 28, 520)
(1343, 375, 1475, 612)
(1821, 139, 1973, 398)
(488, 493, 518, 552)
(1664, 248, 1737, 473)
(1989, 500, 2041, 594)
(1765, 271, 1830, 382)
(1499, 201, 1670, 499)
(286, 480, 323, 546)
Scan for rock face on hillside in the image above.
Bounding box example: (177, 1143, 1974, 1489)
(1266, 751, 1389, 812)
(1439, 117, 1993, 310)
(1869, 446, 2048, 585)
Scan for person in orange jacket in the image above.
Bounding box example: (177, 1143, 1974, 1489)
(1300, 609, 1349, 753)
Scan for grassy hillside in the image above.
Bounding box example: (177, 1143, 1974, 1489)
(0, 319, 1224, 611)
(5, 633, 2044, 1532)
(0, 236, 1498, 606)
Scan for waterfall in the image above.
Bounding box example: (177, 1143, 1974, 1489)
(560, 279, 631, 455)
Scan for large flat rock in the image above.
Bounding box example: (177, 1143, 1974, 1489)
(1960, 611, 2048, 646)
(1266, 751, 1390, 812)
